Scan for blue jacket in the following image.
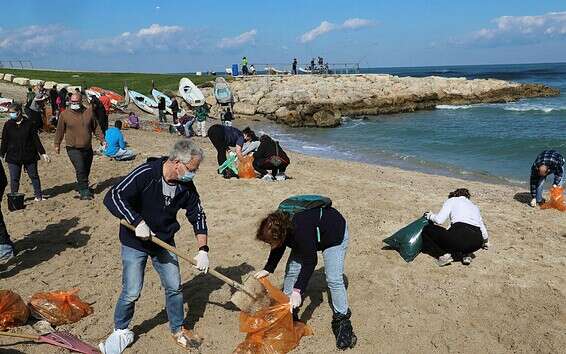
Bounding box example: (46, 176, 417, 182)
(103, 157, 208, 253)
(104, 127, 126, 157)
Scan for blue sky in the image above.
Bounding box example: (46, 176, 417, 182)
(1, 0, 565, 72)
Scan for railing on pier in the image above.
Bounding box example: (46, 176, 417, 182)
(0, 59, 34, 69)
(226, 62, 360, 76)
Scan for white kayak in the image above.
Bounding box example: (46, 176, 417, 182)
(151, 88, 173, 114)
(84, 89, 100, 102)
(179, 77, 205, 107)
(213, 77, 233, 105)
(127, 88, 157, 115)
(298, 67, 312, 74)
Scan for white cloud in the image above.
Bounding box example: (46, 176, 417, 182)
(300, 18, 374, 43)
(0, 25, 69, 55)
(81, 23, 193, 54)
(464, 11, 566, 46)
(217, 29, 257, 49)
(155, 6, 160, 10)
(342, 18, 374, 30)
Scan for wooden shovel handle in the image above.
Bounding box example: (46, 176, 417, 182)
(119, 220, 253, 296)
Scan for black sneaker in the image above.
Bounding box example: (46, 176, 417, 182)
(79, 189, 93, 200)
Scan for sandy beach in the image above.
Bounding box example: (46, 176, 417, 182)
(0, 97, 564, 353)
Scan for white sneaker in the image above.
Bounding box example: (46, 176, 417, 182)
(261, 174, 274, 181)
(99, 328, 134, 354)
(34, 196, 46, 202)
(462, 254, 473, 265)
(529, 198, 537, 207)
(275, 173, 287, 181)
(437, 253, 453, 267)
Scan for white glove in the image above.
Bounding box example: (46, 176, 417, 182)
(193, 250, 209, 273)
(482, 240, 490, 250)
(423, 212, 432, 220)
(289, 289, 302, 311)
(254, 270, 271, 279)
(529, 198, 537, 208)
(41, 154, 51, 163)
(134, 221, 153, 240)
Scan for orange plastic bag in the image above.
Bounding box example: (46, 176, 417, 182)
(238, 156, 256, 179)
(234, 278, 313, 354)
(28, 289, 93, 326)
(540, 186, 566, 211)
(0, 290, 30, 330)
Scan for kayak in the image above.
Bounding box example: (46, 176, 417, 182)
(179, 78, 205, 107)
(127, 88, 157, 115)
(213, 77, 233, 105)
(88, 87, 125, 105)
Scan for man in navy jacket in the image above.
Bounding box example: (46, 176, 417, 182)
(100, 139, 209, 352)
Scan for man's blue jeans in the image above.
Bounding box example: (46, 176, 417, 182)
(283, 225, 350, 315)
(114, 244, 184, 333)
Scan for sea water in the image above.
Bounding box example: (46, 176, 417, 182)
(254, 63, 566, 186)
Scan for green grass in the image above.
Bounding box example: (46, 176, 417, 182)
(0, 68, 215, 96)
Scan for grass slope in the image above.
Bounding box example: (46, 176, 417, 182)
(0, 68, 214, 96)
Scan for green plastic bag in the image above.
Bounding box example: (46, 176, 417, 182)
(218, 152, 238, 175)
(383, 217, 428, 262)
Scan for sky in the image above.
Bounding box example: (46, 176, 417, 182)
(1, 0, 566, 72)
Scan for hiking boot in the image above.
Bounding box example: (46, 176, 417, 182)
(462, 253, 473, 265)
(437, 253, 453, 267)
(331, 309, 357, 350)
(172, 328, 202, 350)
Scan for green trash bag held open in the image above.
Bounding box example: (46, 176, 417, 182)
(218, 152, 238, 175)
(383, 217, 428, 262)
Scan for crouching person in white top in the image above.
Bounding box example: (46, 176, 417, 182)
(423, 188, 489, 267)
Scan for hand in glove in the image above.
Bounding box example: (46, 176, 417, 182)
(193, 250, 209, 273)
(41, 154, 51, 163)
(482, 239, 490, 250)
(423, 212, 432, 220)
(254, 270, 271, 279)
(289, 289, 302, 312)
(134, 220, 153, 240)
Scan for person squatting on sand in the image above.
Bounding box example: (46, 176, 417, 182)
(220, 107, 234, 127)
(253, 134, 290, 181)
(54, 92, 105, 201)
(254, 201, 357, 350)
(241, 127, 260, 156)
(103, 120, 136, 161)
(529, 149, 564, 207)
(0, 161, 12, 264)
(1, 103, 50, 201)
(207, 124, 245, 179)
(127, 112, 140, 129)
(100, 139, 209, 353)
(423, 188, 489, 266)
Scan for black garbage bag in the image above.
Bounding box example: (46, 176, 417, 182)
(383, 217, 428, 262)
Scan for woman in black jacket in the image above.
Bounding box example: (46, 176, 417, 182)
(0, 103, 50, 201)
(253, 135, 290, 181)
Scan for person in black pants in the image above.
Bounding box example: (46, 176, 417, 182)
(207, 124, 245, 178)
(252, 134, 290, 181)
(169, 97, 179, 124)
(0, 156, 13, 264)
(0, 103, 50, 201)
(49, 85, 58, 117)
(158, 97, 167, 123)
(422, 188, 489, 266)
(90, 96, 109, 134)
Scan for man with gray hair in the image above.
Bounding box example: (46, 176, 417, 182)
(101, 139, 209, 353)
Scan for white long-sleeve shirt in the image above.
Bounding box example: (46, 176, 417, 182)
(429, 196, 489, 240)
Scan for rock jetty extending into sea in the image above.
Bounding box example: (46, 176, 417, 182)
(218, 74, 559, 127)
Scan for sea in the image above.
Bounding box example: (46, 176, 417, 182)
(251, 63, 566, 186)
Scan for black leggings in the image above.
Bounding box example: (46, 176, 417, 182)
(422, 222, 483, 258)
(253, 158, 288, 177)
(208, 125, 228, 166)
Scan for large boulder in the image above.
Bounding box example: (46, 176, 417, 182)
(13, 77, 30, 86)
(29, 79, 45, 87)
(58, 83, 70, 89)
(312, 110, 341, 127)
(233, 102, 256, 116)
(3, 74, 14, 82)
(43, 81, 58, 89)
(67, 85, 82, 92)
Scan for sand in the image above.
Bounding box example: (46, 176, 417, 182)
(0, 84, 565, 353)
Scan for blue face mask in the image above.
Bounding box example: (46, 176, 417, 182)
(9, 112, 18, 120)
(178, 171, 195, 182)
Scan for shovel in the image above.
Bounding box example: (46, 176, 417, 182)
(119, 220, 269, 312)
(0, 331, 99, 354)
